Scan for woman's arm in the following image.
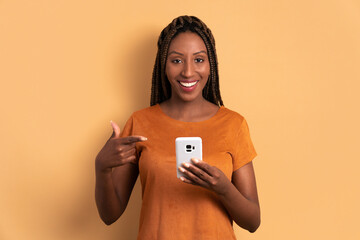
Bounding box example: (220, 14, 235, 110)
(179, 159, 260, 232)
(95, 164, 138, 225)
(95, 121, 145, 225)
(218, 162, 260, 232)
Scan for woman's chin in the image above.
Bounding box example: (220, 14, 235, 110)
(174, 93, 204, 103)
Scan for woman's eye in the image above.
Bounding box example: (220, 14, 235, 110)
(195, 58, 204, 63)
(172, 59, 182, 64)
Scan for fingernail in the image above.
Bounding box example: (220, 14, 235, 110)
(142, 137, 148, 141)
(183, 162, 190, 168)
(180, 177, 185, 182)
(179, 167, 186, 172)
(192, 158, 199, 163)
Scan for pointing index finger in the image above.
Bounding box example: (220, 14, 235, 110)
(121, 135, 147, 144)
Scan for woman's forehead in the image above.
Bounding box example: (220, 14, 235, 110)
(168, 32, 207, 54)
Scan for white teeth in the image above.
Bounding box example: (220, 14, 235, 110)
(179, 81, 198, 87)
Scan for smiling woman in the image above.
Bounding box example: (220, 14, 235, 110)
(165, 32, 211, 106)
(95, 15, 260, 239)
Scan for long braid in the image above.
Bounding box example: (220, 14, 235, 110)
(150, 16, 223, 106)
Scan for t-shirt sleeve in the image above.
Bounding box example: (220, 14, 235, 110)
(120, 115, 134, 138)
(119, 114, 142, 159)
(232, 117, 257, 171)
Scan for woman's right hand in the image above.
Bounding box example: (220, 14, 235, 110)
(95, 121, 147, 174)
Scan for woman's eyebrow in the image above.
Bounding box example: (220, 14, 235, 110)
(168, 51, 183, 56)
(193, 50, 207, 55)
(168, 50, 207, 56)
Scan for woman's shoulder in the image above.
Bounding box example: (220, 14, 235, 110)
(219, 106, 246, 123)
(130, 104, 161, 120)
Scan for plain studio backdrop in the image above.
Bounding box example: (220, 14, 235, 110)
(1, 0, 359, 239)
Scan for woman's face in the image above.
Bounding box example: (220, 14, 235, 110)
(165, 31, 210, 103)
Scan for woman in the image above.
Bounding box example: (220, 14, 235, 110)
(95, 15, 260, 239)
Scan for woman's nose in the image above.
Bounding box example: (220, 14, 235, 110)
(181, 61, 194, 78)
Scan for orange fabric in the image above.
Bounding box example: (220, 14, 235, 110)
(120, 104, 257, 240)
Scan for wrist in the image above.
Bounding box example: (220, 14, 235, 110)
(95, 167, 112, 177)
(95, 156, 112, 175)
(216, 180, 234, 197)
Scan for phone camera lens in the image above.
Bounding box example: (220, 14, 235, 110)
(186, 144, 192, 152)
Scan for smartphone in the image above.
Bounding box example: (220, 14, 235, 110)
(175, 137, 202, 179)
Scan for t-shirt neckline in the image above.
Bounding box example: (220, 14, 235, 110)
(155, 104, 225, 124)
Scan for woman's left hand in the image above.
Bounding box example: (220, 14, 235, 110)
(179, 158, 231, 196)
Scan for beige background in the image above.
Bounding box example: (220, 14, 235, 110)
(1, 0, 359, 239)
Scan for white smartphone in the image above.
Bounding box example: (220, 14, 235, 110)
(175, 137, 202, 179)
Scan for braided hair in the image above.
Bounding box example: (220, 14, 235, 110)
(150, 15, 224, 106)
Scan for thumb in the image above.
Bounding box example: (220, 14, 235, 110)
(110, 120, 121, 138)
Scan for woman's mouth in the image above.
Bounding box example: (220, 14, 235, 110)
(178, 80, 199, 92)
(178, 81, 199, 92)
(179, 81, 198, 87)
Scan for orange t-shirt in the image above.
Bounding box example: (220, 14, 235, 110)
(120, 104, 257, 240)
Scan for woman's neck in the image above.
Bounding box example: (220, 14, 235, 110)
(159, 97, 218, 122)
